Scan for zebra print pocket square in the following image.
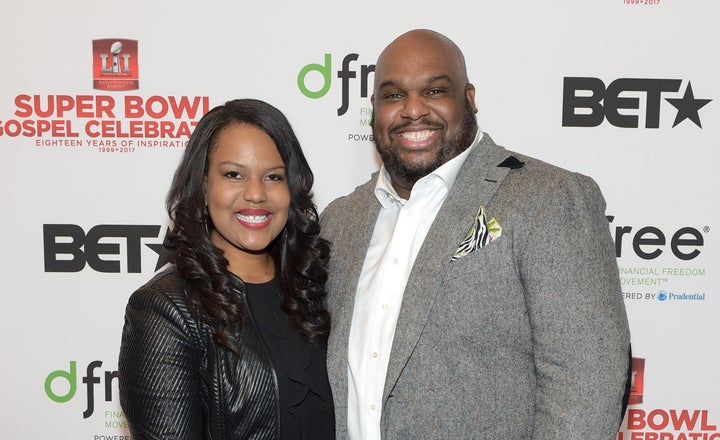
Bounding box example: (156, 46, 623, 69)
(451, 205, 502, 261)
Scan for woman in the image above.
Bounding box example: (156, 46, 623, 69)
(119, 99, 334, 439)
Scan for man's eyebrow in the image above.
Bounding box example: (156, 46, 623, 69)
(426, 74, 452, 84)
(377, 80, 398, 90)
(377, 75, 453, 90)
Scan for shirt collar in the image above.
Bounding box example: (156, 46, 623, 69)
(374, 128, 484, 207)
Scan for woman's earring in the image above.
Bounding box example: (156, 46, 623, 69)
(204, 205, 210, 235)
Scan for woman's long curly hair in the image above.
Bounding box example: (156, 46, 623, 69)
(164, 99, 330, 351)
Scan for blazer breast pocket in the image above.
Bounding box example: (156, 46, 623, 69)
(445, 237, 506, 282)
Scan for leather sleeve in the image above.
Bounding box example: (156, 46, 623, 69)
(119, 281, 207, 440)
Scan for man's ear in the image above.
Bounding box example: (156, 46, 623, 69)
(465, 83, 477, 114)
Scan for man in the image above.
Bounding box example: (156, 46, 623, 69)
(321, 29, 631, 439)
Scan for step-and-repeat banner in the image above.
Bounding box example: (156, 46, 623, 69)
(1, 1, 717, 439)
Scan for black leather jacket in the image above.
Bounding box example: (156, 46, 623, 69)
(119, 267, 279, 439)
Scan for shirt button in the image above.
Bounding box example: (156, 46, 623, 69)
(370, 404, 377, 411)
(382, 304, 389, 310)
(372, 352, 378, 358)
(392, 258, 399, 265)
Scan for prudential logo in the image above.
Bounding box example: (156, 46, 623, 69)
(297, 53, 375, 116)
(656, 290, 706, 301)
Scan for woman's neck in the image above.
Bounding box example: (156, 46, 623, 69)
(227, 251, 276, 284)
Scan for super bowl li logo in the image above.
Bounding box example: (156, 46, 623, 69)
(92, 38, 139, 91)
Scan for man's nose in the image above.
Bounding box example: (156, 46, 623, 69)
(401, 93, 430, 120)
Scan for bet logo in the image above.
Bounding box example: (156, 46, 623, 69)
(562, 77, 711, 128)
(43, 224, 168, 273)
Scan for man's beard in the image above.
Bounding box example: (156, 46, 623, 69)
(372, 102, 478, 187)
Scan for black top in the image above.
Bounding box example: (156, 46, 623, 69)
(245, 279, 335, 440)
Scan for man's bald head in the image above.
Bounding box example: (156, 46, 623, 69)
(374, 29, 470, 94)
(370, 29, 478, 199)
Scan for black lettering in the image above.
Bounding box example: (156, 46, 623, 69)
(85, 225, 160, 273)
(83, 360, 102, 419)
(614, 225, 633, 258)
(608, 217, 703, 261)
(360, 64, 375, 98)
(104, 370, 119, 402)
(605, 78, 641, 128)
(671, 227, 703, 260)
(633, 226, 665, 260)
(337, 53, 358, 116)
(562, 77, 605, 127)
(44, 224, 161, 273)
(43, 224, 86, 272)
(562, 77, 682, 128)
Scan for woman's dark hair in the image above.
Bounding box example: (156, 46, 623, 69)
(164, 98, 330, 350)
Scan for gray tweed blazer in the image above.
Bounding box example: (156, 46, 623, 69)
(320, 133, 630, 440)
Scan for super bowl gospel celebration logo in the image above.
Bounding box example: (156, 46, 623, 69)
(0, 94, 209, 150)
(93, 39, 139, 91)
(0, 38, 211, 152)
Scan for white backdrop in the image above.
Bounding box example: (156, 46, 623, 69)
(1, 1, 717, 439)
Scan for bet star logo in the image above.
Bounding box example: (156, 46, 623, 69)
(665, 82, 712, 128)
(146, 241, 171, 271)
(562, 77, 713, 129)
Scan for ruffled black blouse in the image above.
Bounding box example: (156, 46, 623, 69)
(245, 279, 335, 439)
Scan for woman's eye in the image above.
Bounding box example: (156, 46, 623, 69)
(224, 171, 242, 179)
(266, 173, 286, 182)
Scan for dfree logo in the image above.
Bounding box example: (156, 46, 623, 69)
(93, 39, 139, 91)
(607, 216, 707, 261)
(43, 224, 169, 273)
(297, 53, 375, 116)
(563, 77, 712, 128)
(44, 360, 117, 419)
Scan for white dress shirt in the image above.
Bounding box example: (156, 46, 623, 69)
(347, 130, 483, 440)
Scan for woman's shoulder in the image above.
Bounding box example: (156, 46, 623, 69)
(125, 266, 210, 344)
(127, 266, 191, 318)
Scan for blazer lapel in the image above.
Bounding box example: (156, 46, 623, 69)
(382, 134, 517, 400)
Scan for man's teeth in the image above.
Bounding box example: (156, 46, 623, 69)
(399, 130, 434, 141)
(236, 213, 268, 223)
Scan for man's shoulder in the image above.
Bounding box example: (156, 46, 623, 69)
(510, 151, 580, 180)
(469, 134, 605, 206)
(321, 173, 378, 219)
(478, 132, 583, 178)
(482, 137, 596, 188)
